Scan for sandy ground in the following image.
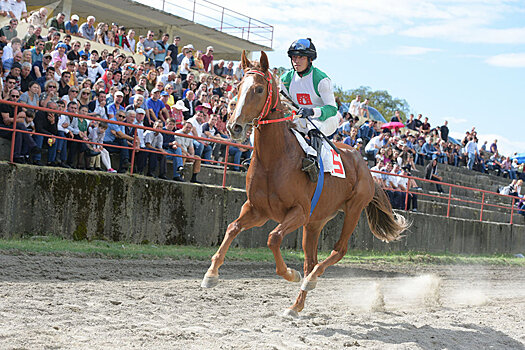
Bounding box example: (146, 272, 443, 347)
(0, 252, 524, 350)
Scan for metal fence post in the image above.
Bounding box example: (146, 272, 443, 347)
(480, 192, 485, 221)
(446, 186, 452, 217)
(222, 145, 230, 188)
(130, 127, 138, 175)
(9, 106, 18, 163)
(192, 0, 196, 22)
(510, 197, 515, 225)
(220, 7, 224, 31)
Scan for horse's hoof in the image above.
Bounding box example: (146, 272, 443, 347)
(288, 268, 302, 283)
(282, 308, 300, 318)
(301, 278, 317, 291)
(201, 275, 219, 288)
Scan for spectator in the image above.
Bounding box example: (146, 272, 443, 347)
(9, 0, 27, 21)
(115, 26, 131, 51)
(146, 88, 167, 125)
(425, 156, 444, 193)
(490, 139, 498, 154)
(125, 29, 136, 53)
(213, 60, 225, 77)
(79, 16, 96, 41)
(104, 110, 132, 173)
(142, 120, 167, 179)
(391, 110, 401, 123)
(107, 90, 125, 119)
(201, 46, 213, 73)
(87, 121, 116, 172)
(28, 7, 48, 27)
(175, 121, 202, 183)
(47, 12, 66, 33)
(349, 95, 361, 118)
(65, 14, 80, 36)
(154, 33, 169, 68)
(465, 136, 478, 170)
(440, 120, 449, 142)
(143, 31, 157, 62)
(0, 17, 18, 43)
(162, 117, 184, 180)
(33, 101, 59, 166)
(0, 0, 10, 18)
(365, 131, 390, 159)
(223, 61, 234, 78)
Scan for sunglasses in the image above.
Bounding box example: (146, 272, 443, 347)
(82, 92, 89, 95)
(71, 90, 79, 93)
(10, 94, 19, 98)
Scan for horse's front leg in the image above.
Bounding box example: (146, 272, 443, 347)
(286, 221, 324, 317)
(201, 201, 267, 288)
(267, 206, 307, 283)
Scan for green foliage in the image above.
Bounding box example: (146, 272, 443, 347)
(335, 85, 410, 122)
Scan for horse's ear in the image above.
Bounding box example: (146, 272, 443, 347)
(241, 50, 251, 70)
(260, 51, 269, 72)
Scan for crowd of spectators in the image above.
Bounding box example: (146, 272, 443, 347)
(0, 4, 251, 182)
(333, 94, 524, 211)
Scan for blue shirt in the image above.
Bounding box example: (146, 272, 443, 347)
(146, 98, 164, 118)
(65, 21, 79, 34)
(104, 117, 125, 142)
(30, 48, 43, 66)
(154, 41, 168, 62)
(107, 103, 125, 118)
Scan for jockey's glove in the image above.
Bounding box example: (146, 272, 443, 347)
(298, 107, 314, 118)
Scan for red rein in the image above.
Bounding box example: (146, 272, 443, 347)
(246, 69, 293, 127)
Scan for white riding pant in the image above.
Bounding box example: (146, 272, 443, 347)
(293, 111, 342, 136)
(293, 112, 342, 157)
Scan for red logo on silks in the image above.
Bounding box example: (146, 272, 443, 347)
(296, 93, 312, 105)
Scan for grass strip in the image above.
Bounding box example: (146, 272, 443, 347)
(0, 236, 523, 266)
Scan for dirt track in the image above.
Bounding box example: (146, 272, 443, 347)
(0, 252, 524, 350)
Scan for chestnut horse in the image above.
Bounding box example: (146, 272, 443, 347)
(201, 51, 407, 316)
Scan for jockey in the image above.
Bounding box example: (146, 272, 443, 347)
(280, 38, 341, 182)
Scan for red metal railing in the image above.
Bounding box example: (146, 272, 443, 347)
(136, 0, 274, 47)
(0, 100, 250, 187)
(370, 169, 522, 224)
(1, 100, 522, 224)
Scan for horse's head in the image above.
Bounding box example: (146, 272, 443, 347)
(227, 50, 273, 141)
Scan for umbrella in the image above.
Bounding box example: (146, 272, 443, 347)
(448, 137, 461, 146)
(511, 153, 525, 164)
(381, 121, 405, 129)
(364, 106, 387, 123)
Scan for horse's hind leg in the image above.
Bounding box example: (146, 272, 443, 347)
(267, 205, 307, 283)
(201, 201, 267, 288)
(302, 201, 367, 291)
(287, 220, 325, 315)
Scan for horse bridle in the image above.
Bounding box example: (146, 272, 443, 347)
(243, 69, 291, 128)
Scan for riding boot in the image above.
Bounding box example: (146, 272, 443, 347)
(301, 130, 322, 182)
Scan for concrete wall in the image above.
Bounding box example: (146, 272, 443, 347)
(0, 163, 523, 254)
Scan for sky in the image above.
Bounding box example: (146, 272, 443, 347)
(150, 0, 525, 156)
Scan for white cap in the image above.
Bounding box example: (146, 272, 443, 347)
(71, 14, 79, 21)
(207, 46, 214, 51)
(114, 91, 124, 97)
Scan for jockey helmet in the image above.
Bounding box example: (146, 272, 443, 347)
(287, 38, 317, 61)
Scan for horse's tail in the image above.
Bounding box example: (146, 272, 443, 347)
(365, 182, 409, 242)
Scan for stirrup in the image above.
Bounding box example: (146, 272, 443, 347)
(302, 157, 319, 182)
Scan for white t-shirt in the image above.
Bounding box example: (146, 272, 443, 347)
(349, 99, 360, 116)
(9, 0, 26, 20)
(365, 135, 383, 152)
(187, 116, 203, 137)
(180, 56, 190, 74)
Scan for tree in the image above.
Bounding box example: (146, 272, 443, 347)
(335, 86, 410, 122)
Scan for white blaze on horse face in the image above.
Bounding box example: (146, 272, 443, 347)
(232, 75, 254, 125)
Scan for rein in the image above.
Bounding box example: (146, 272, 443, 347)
(245, 69, 293, 127)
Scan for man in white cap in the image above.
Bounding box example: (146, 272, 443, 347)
(107, 91, 125, 119)
(79, 16, 96, 41)
(65, 14, 80, 36)
(146, 88, 167, 126)
(202, 46, 214, 73)
(28, 7, 48, 27)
